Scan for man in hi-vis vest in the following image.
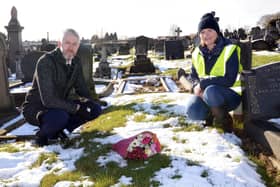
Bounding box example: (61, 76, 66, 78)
(178, 12, 242, 133)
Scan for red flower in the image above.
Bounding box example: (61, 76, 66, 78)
(142, 137, 151, 144)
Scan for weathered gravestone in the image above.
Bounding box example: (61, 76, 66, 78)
(154, 39, 164, 54)
(129, 35, 155, 73)
(164, 40, 184, 60)
(21, 51, 45, 83)
(5, 6, 24, 74)
(94, 46, 111, 78)
(118, 43, 130, 55)
(252, 39, 271, 51)
(77, 44, 93, 85)
(242, 61, 280, 160)
(0, 34, 17, 120)
(77, 44, 98, 100)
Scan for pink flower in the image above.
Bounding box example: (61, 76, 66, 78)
(142, 137, 151, 144)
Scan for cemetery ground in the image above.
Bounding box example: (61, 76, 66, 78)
(1, 51, 280, 186)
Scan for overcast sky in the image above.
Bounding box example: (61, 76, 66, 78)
(0, 0, 279, 41)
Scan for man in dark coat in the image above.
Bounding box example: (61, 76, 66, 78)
(22, 29, 102, 146)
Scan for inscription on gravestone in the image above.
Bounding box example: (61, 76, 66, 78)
(242, 61, 280, 120)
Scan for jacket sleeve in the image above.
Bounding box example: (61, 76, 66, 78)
(35, 57, 78, 114)
(199, 49, 239, 90)
(74, 62, 92, 99)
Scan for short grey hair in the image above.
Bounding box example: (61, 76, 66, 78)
(63, 28, 80, 42)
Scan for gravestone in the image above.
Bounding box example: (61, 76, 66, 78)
(135, 35, 148, 55)
(242, 61, 280, 160)
(164, 40, 184, 60)
(252, 39, 270, 51)
(232, 40, 252, 70)
(94, 46, 111, 78)
(118, 43, 130, 55)
(5, 6, 24, 74)
(77, 44, 93, 85)
(175, 27, 182, 37)
(21, 51, 45, 83)
(129, 36, 155, 73)
(0, 34, 17, 118)
(154, 39, 164, 54)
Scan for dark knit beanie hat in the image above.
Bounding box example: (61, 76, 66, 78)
(198, 13, 220, 34)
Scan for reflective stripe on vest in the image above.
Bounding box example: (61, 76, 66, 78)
(192, 44, 242, 93)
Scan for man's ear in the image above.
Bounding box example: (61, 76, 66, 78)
(57, 40, 62, 48)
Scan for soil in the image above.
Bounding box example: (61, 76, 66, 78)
(234, 128, 280, 186)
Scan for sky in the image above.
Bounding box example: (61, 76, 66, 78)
(0, 0, 279, 41)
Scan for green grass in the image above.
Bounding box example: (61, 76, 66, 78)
(39, 102, 172, 186)
(30, 152, 58, 169)
(252, 53, 280, 67)
(0, 144, 20, 153)
(82, 103, 136, 133)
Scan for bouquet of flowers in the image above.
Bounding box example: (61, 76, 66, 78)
(112, 131, 161, 160)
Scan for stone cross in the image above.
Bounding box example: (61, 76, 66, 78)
(175, 27, 182, 37)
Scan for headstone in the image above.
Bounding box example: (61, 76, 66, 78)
(118, 43, 130, 55)
(21, 51, 45, 83)
(129, 36, 155, 73)
(135, 35, 148, 55)
(175, 27, 182, 37)
(154, 39, 164, 54)
(164, 40, 184, 60)
(232, 40, 252, 70)
(243, 62, 280, 120)
(94, 46, 111, 78)
(252, 39, 270, 51)
(77, 44, 93, 85)
(0, 34, 16, 117)
(242, 61, 280, 160)
(77, 44, 99, 100)
(5, 6, 24, 74)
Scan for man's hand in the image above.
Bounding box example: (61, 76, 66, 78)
(76, 103, 92, 120)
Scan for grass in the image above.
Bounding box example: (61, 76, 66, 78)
(0, 144, 20, 153)
(40, 101, 172, 187)
(252, 53, 280, 67)
(30, 152, 58, 169)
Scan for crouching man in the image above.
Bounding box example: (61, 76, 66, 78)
(22, 28, 102, 146)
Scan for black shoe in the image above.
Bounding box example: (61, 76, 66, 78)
(35, 131, 48, 146)
(57, 130, 69, 141)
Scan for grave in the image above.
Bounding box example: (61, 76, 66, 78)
(242, 61, 280, 160)
(5, 6, 24, 74)
(164, 40, 184, 60)
(21, 51, 45, 83)
(94, 46, 111, 79)
(154, 39, 164, 54)
(76, 44, 99, 100)
(129, 36, 155, 74)
(0, 34, 18, 123)
(118, 43, 130, 55)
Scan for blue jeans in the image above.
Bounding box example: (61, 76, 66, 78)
(39, 101, 102, 139)
(185, 85, 241, 120)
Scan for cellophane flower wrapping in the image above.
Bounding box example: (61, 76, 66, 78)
(112, 131, 161, 160)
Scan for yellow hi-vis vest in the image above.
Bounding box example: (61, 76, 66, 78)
(192, 44, 242, 94)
